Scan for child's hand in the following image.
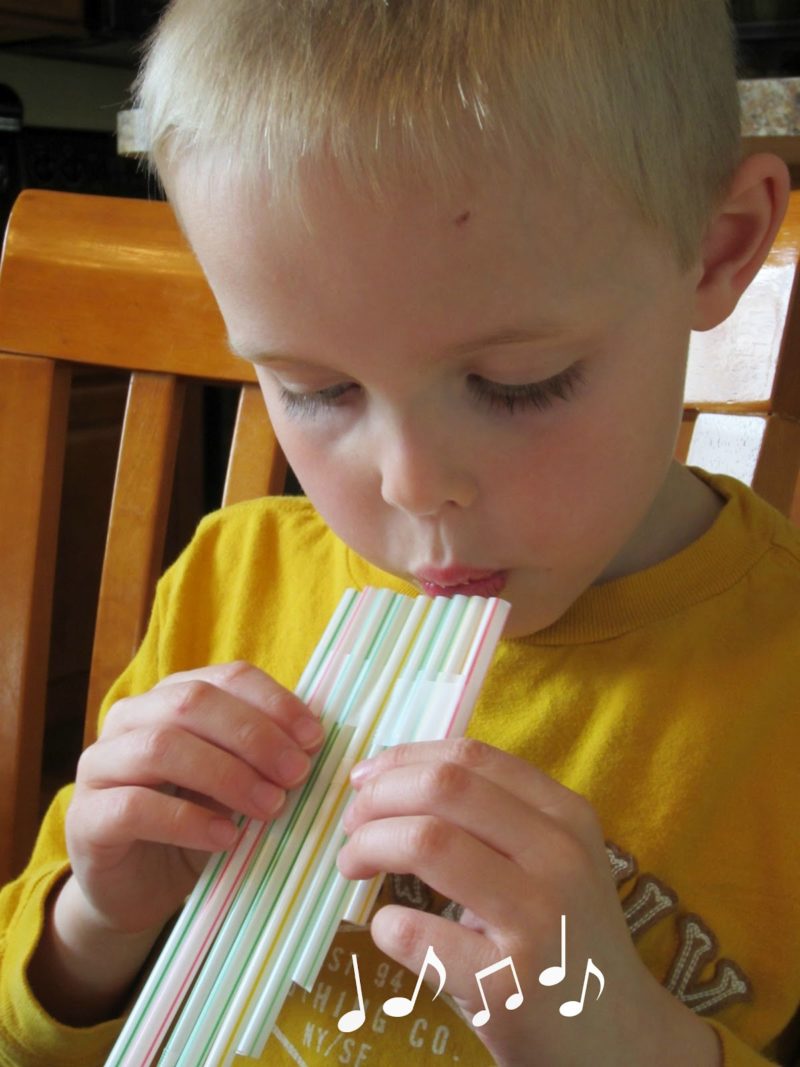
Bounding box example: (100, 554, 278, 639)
(338, 739, 721, 1067)
(65, 662, 324, 936)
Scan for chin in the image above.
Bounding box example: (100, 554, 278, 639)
(500, 579, 584, 638)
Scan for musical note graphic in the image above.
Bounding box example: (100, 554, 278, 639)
(539, 913, 567, 987)
(337, 954, 366, 1033)
(559, 958, 605, 1017)
(471, 956, 524, 1028)
(382, 945, 447, 1018)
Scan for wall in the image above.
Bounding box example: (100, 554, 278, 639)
(0, 53, 133, 130)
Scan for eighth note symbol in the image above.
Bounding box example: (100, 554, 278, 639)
(382, 944, 447, 1018)
(472, 957, 524, 1028)
(559, 959, 605, 1018)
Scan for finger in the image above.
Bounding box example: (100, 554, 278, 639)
(71, 784, 243, 855)
(342, 760, 577, 878)
(350, 738, 599, 846)
(78, 728, 292, 822)
(108, 661, 325, 751)
(97, 677, 321, 790)
(368, 905, 525, 1030)
(338, 815, 528, 931)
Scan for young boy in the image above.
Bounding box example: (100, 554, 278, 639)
(1, 1, 797, 1064)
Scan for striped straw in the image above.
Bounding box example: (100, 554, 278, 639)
(234, 594, 508, 1063)
(177, 593, 427, 1064)
(162, 591, 415, 1066)
(103, 588, 509, 1067)
(104, 590, 364, 1067)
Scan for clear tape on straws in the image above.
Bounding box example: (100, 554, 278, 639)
(104, 587, 510, 1067)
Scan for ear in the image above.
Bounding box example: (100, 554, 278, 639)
(691, 152, 791, 332)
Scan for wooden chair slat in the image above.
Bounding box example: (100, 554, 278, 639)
(223, 384, 288, 506)
(0, 190, 255, 384)
(772, 249, 800, 419)
(0, 354, 70, 885)
(674, 413, 697, 466)
(752, 415, 800, 521)
(84, 373, 185, 747)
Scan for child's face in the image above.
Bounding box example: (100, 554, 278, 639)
(172, 155, 706, 637)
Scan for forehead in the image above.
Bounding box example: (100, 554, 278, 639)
(170, 152, 677, 353)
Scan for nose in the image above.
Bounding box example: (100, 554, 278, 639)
(377, 415, 478, 516)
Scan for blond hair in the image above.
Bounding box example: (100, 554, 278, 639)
(135, 0, 741, 271)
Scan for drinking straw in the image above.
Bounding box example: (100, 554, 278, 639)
(233, 590, 508, 1063)
(104, 587, 509, 1067)
(202, 590, 506, 1066)
(445, 596, 507, 739)
(104, 588, 365, 1067)
(235, 595, 509, 1061)
(370, 594, 461, 749)
(333, 597, 480, 934)
(188, 595, 431, 1064)
(156, 724, 357, 1067)
(339, 593, 507, 934)
(163, 590, 415, 1065)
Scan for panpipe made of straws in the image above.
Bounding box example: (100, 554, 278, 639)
(105, 586, 510, 1067)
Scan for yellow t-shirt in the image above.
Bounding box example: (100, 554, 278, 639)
(1, 469, 798, 1066)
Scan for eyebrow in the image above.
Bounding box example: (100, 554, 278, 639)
(227, 324, 568, 366)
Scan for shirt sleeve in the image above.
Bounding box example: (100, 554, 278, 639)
(0, 788, 124, 1067)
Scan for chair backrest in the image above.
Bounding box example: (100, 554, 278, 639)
(0, 187, 798, 886)
(0, 190, 286, 884)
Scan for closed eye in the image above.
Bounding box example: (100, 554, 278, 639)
(275, 361, 585, 419)
(276, 382, 357, 417)
(467, 362, 585, 415)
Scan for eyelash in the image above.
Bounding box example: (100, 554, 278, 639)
(277, 383, 357, 418)
(468, 363, 585, 415)
(276, 362, 585, 418)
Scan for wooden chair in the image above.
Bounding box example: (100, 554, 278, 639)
(0, 187, 799, 887)
(0, 190, 287, 885)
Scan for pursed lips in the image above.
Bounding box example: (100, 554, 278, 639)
(413, 567, 509, 598)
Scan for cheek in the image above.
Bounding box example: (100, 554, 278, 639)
(275, 423, 338, 491)
(494, 387, 677, 552)
(262, 402, 374, 520)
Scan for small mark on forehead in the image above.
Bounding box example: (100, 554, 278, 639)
(453, 210, 472, 227)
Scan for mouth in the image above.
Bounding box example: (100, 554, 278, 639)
(413, 568, 509, 599)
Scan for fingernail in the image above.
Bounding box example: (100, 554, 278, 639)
(278, 747, 310, 787)
(251, 780, 285, 817)
(350, 758, 377, 786)
(292, 716, 325, 750)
